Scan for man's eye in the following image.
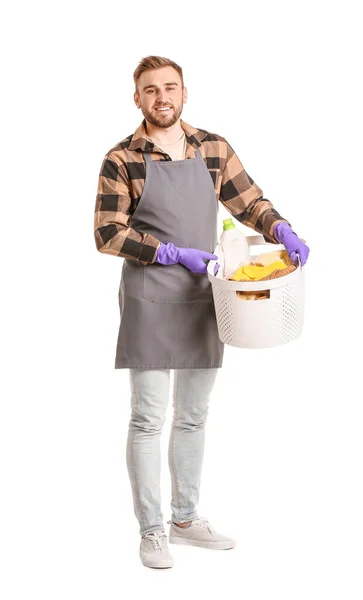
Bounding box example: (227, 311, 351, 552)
(146, 87, 175, 94)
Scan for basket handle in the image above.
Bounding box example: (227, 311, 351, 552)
(246, 234, 268, 247)
(208, 258, 220, 276)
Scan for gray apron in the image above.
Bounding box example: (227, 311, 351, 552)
(114, 147, 224, 369)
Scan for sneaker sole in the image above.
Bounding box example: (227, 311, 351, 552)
(169, 536, 236, 550)
(140, 557, 173, 568)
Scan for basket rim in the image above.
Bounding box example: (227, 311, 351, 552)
(207, 237, 303, 291)
(208, 266, 302, 291)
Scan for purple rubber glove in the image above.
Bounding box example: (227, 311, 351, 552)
(156, 242, 218, 274)
(273, 222, 310, 267)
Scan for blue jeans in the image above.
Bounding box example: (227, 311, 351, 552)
(126, 368, 219, 536)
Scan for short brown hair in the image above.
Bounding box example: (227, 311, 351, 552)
(133, 55, 184, 93)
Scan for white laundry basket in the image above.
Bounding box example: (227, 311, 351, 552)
(207, 235, 305, 349)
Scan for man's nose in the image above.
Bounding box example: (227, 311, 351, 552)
(155, 90, 169, 103)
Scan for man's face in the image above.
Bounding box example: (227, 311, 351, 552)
(134, 66, 187, 128)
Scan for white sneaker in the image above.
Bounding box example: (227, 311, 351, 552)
(168, 517, 236, 550)
(140, 530, 174, 568)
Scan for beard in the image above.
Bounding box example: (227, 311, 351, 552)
(141, 102, 183, 128)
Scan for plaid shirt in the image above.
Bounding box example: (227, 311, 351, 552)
(94, 118, 289, 264)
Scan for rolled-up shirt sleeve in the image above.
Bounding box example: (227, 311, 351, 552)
(94, 154, 161, 264)
(219, 139, 290, 243)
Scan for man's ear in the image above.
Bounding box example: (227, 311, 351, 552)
(134, 92, 141, 109)
(183, 86, 188, 104)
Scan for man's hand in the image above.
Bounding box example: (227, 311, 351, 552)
(274, 222, 310, 267)
(156, 242, 218, 274)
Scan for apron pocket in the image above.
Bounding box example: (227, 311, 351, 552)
(142, 263, 213, 304)
(184, 271, 214, 303)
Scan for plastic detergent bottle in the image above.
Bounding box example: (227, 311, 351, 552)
(219, 218, 251, 278)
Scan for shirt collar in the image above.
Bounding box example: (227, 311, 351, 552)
(128, 118, 208, 156)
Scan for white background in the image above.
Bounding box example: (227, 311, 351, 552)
(1, 0, 362, 598)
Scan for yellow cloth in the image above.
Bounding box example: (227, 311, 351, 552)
(231, 260, 288, 281)
(254, 250, 292, 267)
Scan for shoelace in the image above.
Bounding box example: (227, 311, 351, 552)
(143, 531, 167, 552)
(191, 517, 214, 535)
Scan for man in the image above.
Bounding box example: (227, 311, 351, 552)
(94, 55, 310, 568)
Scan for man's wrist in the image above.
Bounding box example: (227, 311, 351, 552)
(274, 221, 297, 243)
(156, 242, 181, 264)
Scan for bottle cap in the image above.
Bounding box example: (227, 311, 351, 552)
(223, 218, 235, 231)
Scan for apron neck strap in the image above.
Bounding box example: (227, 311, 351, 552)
(143, 147, 202, 161)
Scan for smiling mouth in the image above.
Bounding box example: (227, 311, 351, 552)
(154, 106, 173, 112)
